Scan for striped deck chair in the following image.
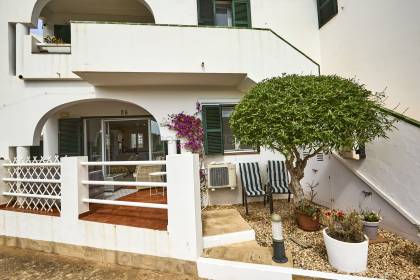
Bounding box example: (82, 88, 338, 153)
(267, 160, 291, 202)
(239, 162, 273, 215)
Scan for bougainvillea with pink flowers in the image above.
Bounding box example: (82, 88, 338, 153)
(166, 104, 204, 154)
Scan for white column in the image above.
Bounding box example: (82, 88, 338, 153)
(0, 159, 7, 204)
(42, 116, 59, 158)
(60, 157, 89, 222)
(16, 146, 30, 162)
(166, 153, 203, 261)
(167, 139, 178, 155)
(16, 23, 29, 77)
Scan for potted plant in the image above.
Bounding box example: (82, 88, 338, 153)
(37, 35, 71, 53)
(361, 210, 382, 240)
(322, 209, 368, 273)
(295, 182, 320, 231)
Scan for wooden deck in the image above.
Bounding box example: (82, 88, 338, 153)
(0, 204, 60, 217)
(0, 189, 168, 230)
(80, 188, 168, 230)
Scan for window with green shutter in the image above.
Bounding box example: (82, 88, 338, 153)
(202, 105, 223, 155)
(197, 0, 251, 28)
(232, 0, 251, 28)
(58, 118, 84, 157)
(202, 104, 257, 155)
(198, 0, 215, 26)
(317, 0, 338, 28)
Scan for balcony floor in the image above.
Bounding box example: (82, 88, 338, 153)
(80, 188, 168, 230)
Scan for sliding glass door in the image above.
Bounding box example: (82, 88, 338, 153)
(85, 117, 165, 165)
(104, 119, 150, 162)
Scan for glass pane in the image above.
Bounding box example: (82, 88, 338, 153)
(151, 120, 165, 160)
(105, 120, 149, 162)
(222, 107, 235, 151)
(215, 3, 233, 26)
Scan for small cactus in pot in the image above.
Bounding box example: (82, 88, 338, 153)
(361, 210, 382, 241)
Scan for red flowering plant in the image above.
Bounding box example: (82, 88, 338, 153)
(321, 209, 365, 243)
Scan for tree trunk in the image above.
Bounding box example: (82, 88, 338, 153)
(289, 174, 305, 204)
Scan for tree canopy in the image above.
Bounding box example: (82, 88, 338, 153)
(230, 75, 395, 202)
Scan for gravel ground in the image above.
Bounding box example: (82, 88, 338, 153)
(0, 246, 196, 280)
(207, 200, 420, 280)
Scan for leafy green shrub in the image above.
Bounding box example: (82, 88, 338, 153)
(361, 210, 381, 222)
(230, 75, 395, 204)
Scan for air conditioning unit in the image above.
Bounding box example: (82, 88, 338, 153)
(207, 162, 237, 190)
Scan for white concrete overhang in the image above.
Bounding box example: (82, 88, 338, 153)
(73, 71, 255, 90)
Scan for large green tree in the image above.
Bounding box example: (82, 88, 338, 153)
(230, 75, 394, 203)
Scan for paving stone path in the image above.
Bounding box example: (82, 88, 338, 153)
(0, 246, 195, 280)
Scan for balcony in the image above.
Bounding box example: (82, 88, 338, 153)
(71, 22, 319, 86)
(21, 35, 80, 80)
(20, 23, 319, 86)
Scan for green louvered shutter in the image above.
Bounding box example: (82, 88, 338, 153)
(317, 0, 338, 28)
(198, 0, 215, 26)
(202, 105, 223, 155)
(58, 118, 84, 157)
(233, 0, 251, 28)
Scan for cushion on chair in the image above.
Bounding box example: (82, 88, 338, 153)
(239, 162, 265, 196)
(267, 160, 290, 194)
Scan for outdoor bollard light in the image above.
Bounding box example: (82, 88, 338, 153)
(271, 213, 288, 263)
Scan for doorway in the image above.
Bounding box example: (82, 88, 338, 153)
(85, 117, 165, 165)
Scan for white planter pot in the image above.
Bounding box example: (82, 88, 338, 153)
(363, 220, 381, 240)
(323, 229, 368, 273)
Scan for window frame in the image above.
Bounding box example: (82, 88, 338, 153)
(202, 103, 259, 155)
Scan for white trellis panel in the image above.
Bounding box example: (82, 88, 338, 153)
(2, 156, 61, 213)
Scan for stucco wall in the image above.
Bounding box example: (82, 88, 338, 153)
(306, 154, 419, 243)
(251, 0, 320, 62)
(319, 0, 420, 121)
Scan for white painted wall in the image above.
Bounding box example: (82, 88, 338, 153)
(305, 153, 419, 243)
(70, 23, 319, 83)
(319, 0, 420, 121)
(296, 120, 420, 242)
(251, 0, 321, 62)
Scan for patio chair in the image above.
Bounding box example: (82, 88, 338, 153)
(267, 160, 292, 202)
(133, 164, 164, 196)
(239, 162, 273, 215)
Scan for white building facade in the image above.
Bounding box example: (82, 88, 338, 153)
(0, 0, 419, 243)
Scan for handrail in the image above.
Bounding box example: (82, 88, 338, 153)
(83, 198, 167, 209)
(2, 192, 61, 200)
(3, 162, 60, 167)
(80, 160, 166, 166)
(82, 180, 167, 187)
(3, 178, 60, 184)
(333, 152, 419, 226)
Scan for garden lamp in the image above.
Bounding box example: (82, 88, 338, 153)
(271, 213, 288, 263)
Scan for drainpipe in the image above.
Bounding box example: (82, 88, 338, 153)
(15, 23, 29, 78)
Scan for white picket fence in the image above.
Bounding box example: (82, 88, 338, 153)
(2, 156, 61, 212)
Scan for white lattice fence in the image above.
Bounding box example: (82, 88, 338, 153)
(2, 156, 61, 212)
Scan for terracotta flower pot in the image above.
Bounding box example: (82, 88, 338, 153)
(296, 210, 320, 231)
